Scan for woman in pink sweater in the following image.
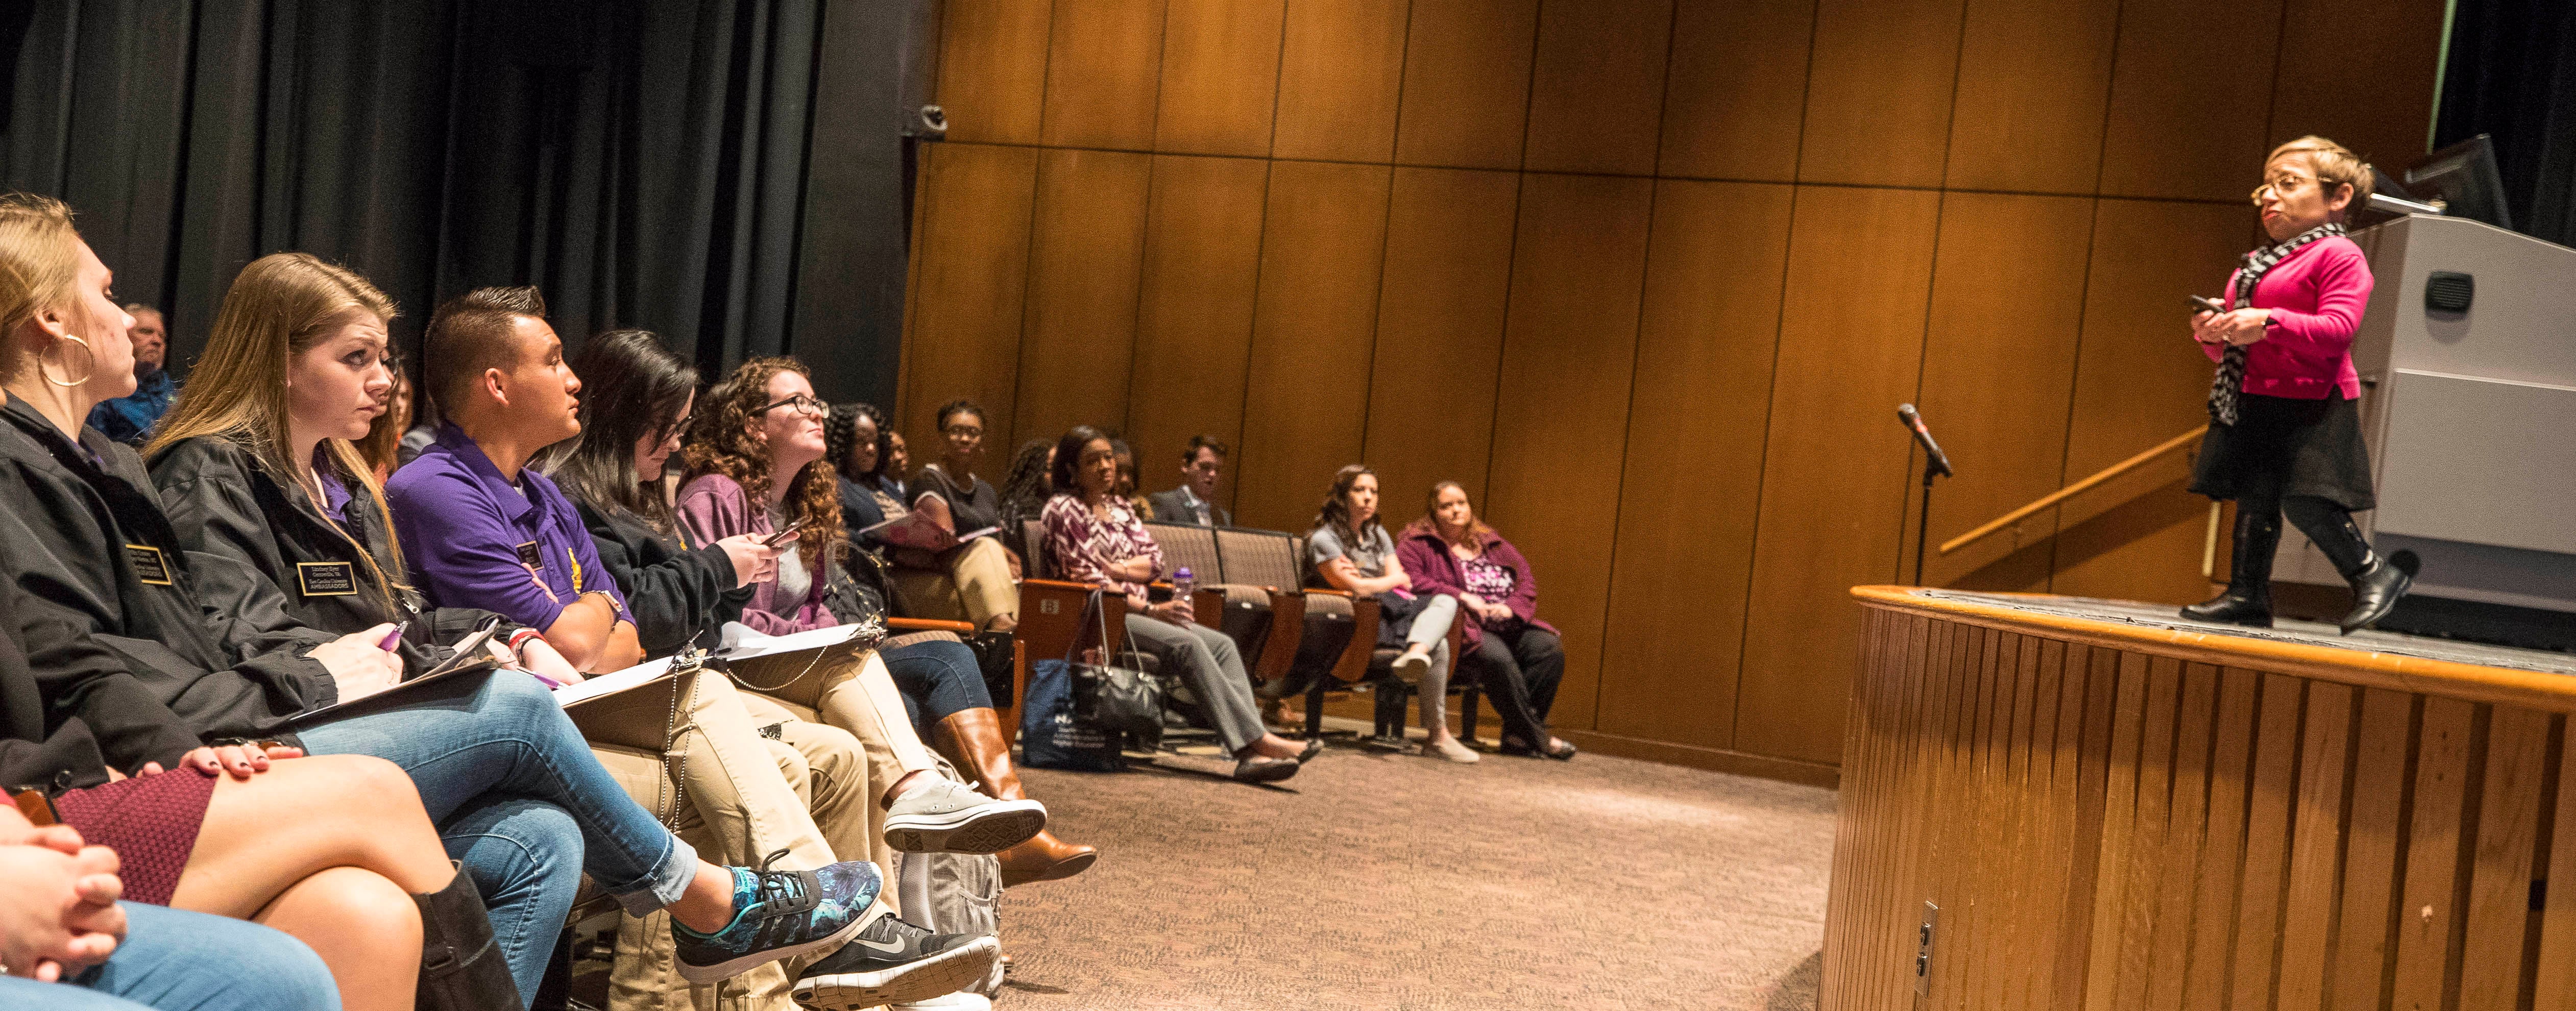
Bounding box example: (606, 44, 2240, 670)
(2184, 135, 2413, 634)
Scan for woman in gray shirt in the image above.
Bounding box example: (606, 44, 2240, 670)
(1306, 465, 1471, 762)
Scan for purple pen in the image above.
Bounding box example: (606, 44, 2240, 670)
(378, 621, 409, 651)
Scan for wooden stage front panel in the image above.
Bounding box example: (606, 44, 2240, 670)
(1825, 587, 2576, 1010)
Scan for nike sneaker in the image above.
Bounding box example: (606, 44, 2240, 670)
(672, 854, 881, 984)
(882, 776, 1047, 854)
(791, 908, 1001, 1010)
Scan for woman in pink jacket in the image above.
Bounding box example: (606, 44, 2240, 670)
(2184, 135, 2414, 634)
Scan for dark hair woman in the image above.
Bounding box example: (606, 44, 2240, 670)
(1040, 426, 1319, 783)
(997, 438, 1054, 540)
(1395, 481, 1574, 760)
(682, 360, 1085, 888)
(1304, 465, 1470, 761)
(0, 204, 893, 1003)
(826, 401, 1019, 631)
(2184, 135, 2413, 633)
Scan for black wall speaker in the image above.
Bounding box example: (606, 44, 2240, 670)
(2426, 271, 2475, 313)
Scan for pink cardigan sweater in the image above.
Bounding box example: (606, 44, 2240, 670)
(674, 473, 836, 634)
(2203, 235, 2373, 400)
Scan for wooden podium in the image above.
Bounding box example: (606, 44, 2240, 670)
(1826, 587, 2576, 1010)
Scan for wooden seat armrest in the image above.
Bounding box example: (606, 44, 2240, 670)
(1252, 588, 1307, 683)
(885, 617, 977, 633)
(1331, 593, 1382, 683)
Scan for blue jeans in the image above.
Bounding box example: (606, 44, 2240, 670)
(17, 901, 341, 1010)
(882, 638, 992, 735)
(297, 669, 699, 1001)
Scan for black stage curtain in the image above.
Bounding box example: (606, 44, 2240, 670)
(2435, 0, 2576, 246)
(0, 0, 905, 403)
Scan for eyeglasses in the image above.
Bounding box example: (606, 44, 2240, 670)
(755, 393, 825, 417)
(2249, 173, 2317, 206)
(942, 425, 983, 438)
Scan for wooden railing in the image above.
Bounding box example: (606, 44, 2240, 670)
(1938, 425, 2209, 556)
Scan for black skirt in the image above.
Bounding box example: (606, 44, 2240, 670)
(2189, 389, 2376, 511)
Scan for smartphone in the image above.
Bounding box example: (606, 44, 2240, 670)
(2188, 294, 2228, 314)
(763, 520, 808, 548)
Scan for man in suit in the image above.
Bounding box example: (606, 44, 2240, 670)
(1147, 435, 1231, 527)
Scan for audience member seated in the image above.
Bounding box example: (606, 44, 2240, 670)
(356, 360, 411, 483)
(996, 438, 1053, 538)
(83, 302, 172, 445)
(911, 399, 1027, 610)
(677, 358, 1079, 886)
(1041, 426, 1319, 784)
(1144, 436, 1231, 528)
(2, 575, 498, 1011)
(1396, 481, 1575, 761)
(1, 799, 343, 1011)
(1110, 437, 1152, 520)
(885, 429, 912, 500)
(1304, 466, 1469, 762)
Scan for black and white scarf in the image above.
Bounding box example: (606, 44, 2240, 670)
(2207, 221, 2344, 426)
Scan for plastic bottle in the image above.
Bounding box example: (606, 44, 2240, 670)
(1171, 566, 1194, 602)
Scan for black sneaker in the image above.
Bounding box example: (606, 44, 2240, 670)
(791, 909, 1001, 1010)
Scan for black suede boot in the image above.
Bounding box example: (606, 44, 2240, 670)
(2182, 506, 2280, 627)
(414, 862, 524, 1011)
(2339, 550, 2419, 634)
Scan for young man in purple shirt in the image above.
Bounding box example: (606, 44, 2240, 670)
(387, 287, 641, 671)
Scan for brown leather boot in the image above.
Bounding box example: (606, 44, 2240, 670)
(936, 708, 1098, 887)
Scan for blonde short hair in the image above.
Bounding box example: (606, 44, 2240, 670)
(0, 193, 83, 379)
(2266, 136, 2375, 218)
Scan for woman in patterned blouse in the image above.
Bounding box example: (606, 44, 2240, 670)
(1039, 426, 1320, 784)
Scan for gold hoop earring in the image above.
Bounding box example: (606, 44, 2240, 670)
(39, 335, 95, 388)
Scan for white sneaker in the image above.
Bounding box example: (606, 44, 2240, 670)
(1391, 648, 1430, 684)
(1424, 736, 1480, 763)
(884, 778, 1047, 854)
(893, 991, 993, 1010)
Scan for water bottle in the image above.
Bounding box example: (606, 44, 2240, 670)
(1171, 566, 1194, 603)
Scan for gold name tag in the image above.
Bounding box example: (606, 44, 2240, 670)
(125, 544, 173, 586)
(297, 561, 359, 597)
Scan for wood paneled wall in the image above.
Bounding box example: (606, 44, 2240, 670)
(899, 0, 2446, 776)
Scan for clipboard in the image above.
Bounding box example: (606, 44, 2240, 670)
(284, 618, 506, 727)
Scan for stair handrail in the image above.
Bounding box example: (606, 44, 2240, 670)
(1937, 425, 2208, 556)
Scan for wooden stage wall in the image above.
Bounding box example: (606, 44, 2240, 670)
(1826, 596, 2576, 1009)
(903, 0, 2449, 777)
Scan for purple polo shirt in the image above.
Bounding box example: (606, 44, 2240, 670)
(384, 423, 629, 631)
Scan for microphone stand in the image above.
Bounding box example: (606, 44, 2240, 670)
(1897, 404, 1954, 587)
(1915, 458, 1939, 588)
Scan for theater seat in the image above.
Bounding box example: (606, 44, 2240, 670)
(1141, 522, 1305, 693)
(1266, 533, 1476, 746)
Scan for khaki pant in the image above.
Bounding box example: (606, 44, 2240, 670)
(888, 537, 1017, 627)
(731, 650, 939, 891)
(589, 671, 878, 1011)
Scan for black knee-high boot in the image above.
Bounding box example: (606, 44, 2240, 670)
(2183, 505, 2281, 627)
(415, 862, 524, 1011)
(2283, 497, 2417, 634)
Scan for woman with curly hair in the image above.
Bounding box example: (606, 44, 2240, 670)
(683, 361, 1088, 887)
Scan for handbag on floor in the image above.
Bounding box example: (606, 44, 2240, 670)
(1019, 591, 1134, 772)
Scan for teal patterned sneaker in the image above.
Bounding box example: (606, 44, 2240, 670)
(673, 853, 882, 984)
(791, 907, 1001, 1010)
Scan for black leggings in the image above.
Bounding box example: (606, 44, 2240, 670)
(1464, 625, 1565, 747)
(2242, 488, 2373, 577)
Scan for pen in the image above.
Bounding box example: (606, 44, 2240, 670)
(379, 621, 409, 651)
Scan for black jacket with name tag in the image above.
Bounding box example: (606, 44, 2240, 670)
(147, 435, 505, 671)
(0, 397, 336, 771)
(576, 499, 750, 657)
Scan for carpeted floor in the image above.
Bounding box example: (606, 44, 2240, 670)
(992, 736, 1837, 1010)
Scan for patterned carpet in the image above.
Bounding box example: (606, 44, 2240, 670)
(994, 736, 1837, 1010)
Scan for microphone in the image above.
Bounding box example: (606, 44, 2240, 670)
(1897, 404, 1954, 478)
